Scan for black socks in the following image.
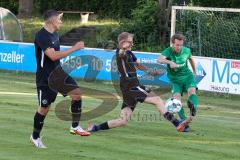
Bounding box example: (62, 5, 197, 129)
(96, 122, 110, 131)
(163, 112, 180, 127)
(32, 112, 46, 139)
(71, 100, 82, 128)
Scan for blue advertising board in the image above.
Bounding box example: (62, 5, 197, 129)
(0, 41, 169, 86)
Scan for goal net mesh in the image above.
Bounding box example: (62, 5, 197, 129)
(173, 7, 240, 59)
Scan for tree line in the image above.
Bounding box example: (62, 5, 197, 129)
(1, 0, 240, 18)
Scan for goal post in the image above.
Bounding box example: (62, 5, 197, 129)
(170, 6, 240, 59)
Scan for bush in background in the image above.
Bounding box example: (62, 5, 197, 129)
(33, 0, 138, 19)
(114, 0, 164, 52)
(0, 0, 19, 14)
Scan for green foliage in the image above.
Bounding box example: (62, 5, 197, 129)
(0, 0, 19, 14)
(191, 0, 240, 8)
(116, 0, 164, 52)
(33, 0, 139, 19)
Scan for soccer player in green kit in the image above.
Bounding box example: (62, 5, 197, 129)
(158, 33, 198, 132)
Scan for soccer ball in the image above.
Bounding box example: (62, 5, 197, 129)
(164, 98, 182, 113)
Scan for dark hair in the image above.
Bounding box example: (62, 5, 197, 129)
(43, 9, 60, 21)
(171, 33, 185, 43)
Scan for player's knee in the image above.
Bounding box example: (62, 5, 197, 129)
(173, 93, 181, 100)
(118, 114, 129, 126)
(188, 88, 196, 96)
(73, 94, 81, 101)
(38, 107, 49, 115)
(71, 92, 82, 101)
(69, 88, 82, 101)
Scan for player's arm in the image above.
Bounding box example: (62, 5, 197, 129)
(157, 55, 178, 68)
(135, 60, 148, 71)
(129, 52, 160, 75)
(135, 60, 160, 76)
(45, 41, 84, 61)
(189, 55, 197, 76)
(129, 52, 148, 71)
(129, 52, 151, 71)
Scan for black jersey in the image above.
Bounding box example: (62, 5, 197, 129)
(34, 28, 61, 87)
(116, 49, 140, 90)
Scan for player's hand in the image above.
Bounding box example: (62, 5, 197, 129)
(119, 49, 126, 58)
(73, 41, 85, 51)
(169, 62, 178, 69)
(151, 70, 161, 76)
(146, 68, 161, 76)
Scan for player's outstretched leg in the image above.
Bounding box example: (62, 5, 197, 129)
(143, 93, 192, 132)
(87, 107, 133, 132)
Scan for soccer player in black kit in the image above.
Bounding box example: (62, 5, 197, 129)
(30, 10, 90, 148)
(87, 32, 192, 133)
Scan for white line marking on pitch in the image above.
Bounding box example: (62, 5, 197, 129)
(0, 91, 121, 100)
(0, 91, 37, 96)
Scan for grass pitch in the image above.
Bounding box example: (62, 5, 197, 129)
(0, 71, 239, 160)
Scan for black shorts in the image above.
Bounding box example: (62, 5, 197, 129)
(37, 86, 58, 107)
(121, 85, 151, 111)
(48, 67, 79, 96)
(38, 69, 79, 107)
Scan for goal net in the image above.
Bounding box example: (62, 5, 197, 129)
(171, 6, 240, 59)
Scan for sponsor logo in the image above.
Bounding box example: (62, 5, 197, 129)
(0, 51, 24, 63)
(195, 62, 206, 84)
(212, 60, 240, 85)
(231, 61, 240, 69)
(210, 85, 229, 93)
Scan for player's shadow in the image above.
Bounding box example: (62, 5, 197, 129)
(55, 87, 119, 121)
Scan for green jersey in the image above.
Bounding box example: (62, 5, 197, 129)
(162, 46, 193, 83)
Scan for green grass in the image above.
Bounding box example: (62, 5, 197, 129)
(0, 71, 239, 160)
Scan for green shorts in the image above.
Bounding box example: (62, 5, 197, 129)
(170, 74, 197, 95)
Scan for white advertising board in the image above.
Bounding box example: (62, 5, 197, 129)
(194, 56, 240, 94)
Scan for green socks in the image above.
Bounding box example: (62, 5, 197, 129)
(178, 94, 198, 120)
(188, 94, 199, 109)
(178, 107, 187, 120)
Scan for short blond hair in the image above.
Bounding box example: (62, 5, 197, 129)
(118, 32, 134, 44)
